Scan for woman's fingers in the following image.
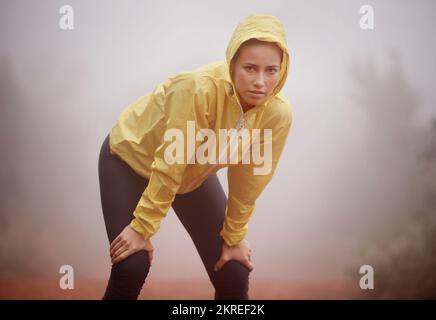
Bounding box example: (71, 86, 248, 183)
(108, 225, 155, 265)
(112, 249, 133, 264)
(110, 236, 126, 257)
(244, 258, 254, 272)
(110, 239, 125, 257)
(110, 235, 122, 251)
(214, 240, 254, 273)
(147, 249, 154, 265)
(215, 256, 254, 272)
(111, 244, 152, 266)
(214, 257, 228, 272)
(111, 244, 129, 263)
(247, 251, 254, 271)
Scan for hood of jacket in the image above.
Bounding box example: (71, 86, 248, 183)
(223, 14, 291, 107)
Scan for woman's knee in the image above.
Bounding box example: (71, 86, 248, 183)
(213, 260, 250, 300)
(112, 250, 151, 280)
(104, 250, 151, 299)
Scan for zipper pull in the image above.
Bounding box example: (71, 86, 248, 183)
(236, 117, 245, 130)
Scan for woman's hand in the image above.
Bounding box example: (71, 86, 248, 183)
(110, 225, 154, 265)
(214, 239, 254, 272)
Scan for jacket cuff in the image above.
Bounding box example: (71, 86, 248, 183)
(220, 226, 247, 247)
(130, 218, 152, 241)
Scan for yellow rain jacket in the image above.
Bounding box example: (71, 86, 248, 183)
(109, 14, 292, 246)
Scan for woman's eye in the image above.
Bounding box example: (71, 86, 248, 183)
(244, 66, 254, 71)
(269, 69, 278, 74)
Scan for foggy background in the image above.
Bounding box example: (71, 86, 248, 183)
(1, 0, 435, 299)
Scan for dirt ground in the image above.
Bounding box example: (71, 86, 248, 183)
(0, 277, 363, 300)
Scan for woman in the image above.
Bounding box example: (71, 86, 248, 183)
(98, 14, 292, 300)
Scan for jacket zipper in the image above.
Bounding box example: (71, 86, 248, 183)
(181, 94, 245, 192)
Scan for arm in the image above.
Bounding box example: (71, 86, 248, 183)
(220, 107, 292, 247)
(214, 108, 292, 272)
(110, 77, 211, 264)
(130, 77, 211, 240)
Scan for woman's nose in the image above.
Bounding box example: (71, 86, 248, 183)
(253, 73, 265, 87)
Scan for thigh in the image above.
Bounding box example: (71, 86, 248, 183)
(172, 173, 239, 277)
(98, 134, 149, 243)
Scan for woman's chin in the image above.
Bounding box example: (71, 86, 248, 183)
(246, 97, 265, 106)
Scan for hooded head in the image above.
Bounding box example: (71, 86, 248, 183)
(225, 14, 290, 110)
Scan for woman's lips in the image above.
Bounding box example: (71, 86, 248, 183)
(248, 91, 265, 98)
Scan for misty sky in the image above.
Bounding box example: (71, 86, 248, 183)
(1, 0, 435, 288)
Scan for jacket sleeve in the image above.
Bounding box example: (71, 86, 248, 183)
(130, 77, 211, 240)
(220, 106, 292, 246)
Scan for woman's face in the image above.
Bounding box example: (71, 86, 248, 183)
(230, 42, 282, 111)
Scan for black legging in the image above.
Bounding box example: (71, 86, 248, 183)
(98, 134, 250, 300)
